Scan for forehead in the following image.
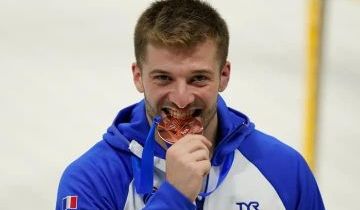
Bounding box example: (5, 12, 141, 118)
(142, 39, 220, 72)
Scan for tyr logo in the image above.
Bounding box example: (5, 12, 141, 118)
(236, 201, 259, 210)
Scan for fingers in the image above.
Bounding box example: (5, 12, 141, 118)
(199, 136, 212, 149)
(176, 134, 212, 153)
(164, 134, 212, 201)
(172, 135, 212, 175)
(189, 148, 210, 162)
(194, 159, 211, 176)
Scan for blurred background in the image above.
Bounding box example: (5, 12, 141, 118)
(0, 0, 359, 209)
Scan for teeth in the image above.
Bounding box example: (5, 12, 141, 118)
(171, 110, 190, 119)
(162, 108, 200, 120)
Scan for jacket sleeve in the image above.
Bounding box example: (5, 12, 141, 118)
(296, 157, 325, 210)
(56, 163, 112, 209)
(55, 150, 133, 210)
(144, 181, 196, 210)
(240, 131, 325, 210)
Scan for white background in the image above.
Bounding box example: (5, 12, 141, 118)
(0, 0, 359, 209)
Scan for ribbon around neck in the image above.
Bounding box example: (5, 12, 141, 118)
(132, 115, 236, 198)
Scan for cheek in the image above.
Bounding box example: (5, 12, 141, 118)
(198, 85, 218, 103)
(143, 86, 168, 108)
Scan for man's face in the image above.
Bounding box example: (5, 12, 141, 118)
(132, 39, 230, 133)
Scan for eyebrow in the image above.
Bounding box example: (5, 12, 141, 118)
(190, 69, 214, 75)
(149, 69, 170, 75)
(149, 68, 214, 76)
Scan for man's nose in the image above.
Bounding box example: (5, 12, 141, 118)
(168, 82, 195, 109)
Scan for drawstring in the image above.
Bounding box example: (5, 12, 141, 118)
(135, 116, 161, 194)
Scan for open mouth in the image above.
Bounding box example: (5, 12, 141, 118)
(161, 107, 202, 119)
(157, 107, 204, 144)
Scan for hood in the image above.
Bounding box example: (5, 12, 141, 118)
(103, 100, 166, 158)
(103, 95, 255, 163)
(212, 96, 255, 165)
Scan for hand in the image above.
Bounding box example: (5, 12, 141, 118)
(165, 134, 212, 202)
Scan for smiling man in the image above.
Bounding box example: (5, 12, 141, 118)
(56, 0, 325, 209)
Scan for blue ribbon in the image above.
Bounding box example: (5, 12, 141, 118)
(199, 151, 234, 197)
(134, 116, 161, 194)
(132, 115, 238, 198)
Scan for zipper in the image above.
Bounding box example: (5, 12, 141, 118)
(211, 121, 249, 165)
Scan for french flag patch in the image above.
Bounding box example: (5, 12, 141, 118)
(62, 195, 78, 210)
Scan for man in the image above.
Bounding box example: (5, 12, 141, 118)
(56, 0, 325, 209)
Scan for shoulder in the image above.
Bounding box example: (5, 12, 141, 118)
(238, 129, 324, 210)
(56, 140, 133, 210)
(63, 140, 133, 180)
(241, 129, 301, 163)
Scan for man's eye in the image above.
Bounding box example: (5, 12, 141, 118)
(153, 75, 172, 85)
(192, 75, 208, 83)
(154, 75, 171, 81)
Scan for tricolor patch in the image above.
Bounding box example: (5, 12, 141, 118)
(62, 195, 78, 210)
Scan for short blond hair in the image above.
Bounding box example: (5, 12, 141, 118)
(134, 0, 229, 68)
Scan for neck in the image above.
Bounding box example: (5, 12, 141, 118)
(203, 113, 218, 157)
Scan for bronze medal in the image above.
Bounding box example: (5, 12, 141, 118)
(157, 116, 204, 144)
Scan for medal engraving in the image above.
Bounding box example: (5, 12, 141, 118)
(157, 116, 203, 144)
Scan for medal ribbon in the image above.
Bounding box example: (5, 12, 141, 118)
(132, 116, 238, 199)
(133, 115, 161, 194)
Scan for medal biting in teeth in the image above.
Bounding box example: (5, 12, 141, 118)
(157, 114, 204, 145)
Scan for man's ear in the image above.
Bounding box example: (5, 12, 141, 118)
(132, 63, 144, 93)
(219, 61, 231, 92)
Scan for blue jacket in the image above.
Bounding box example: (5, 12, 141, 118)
(56, 96, 325, 210)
